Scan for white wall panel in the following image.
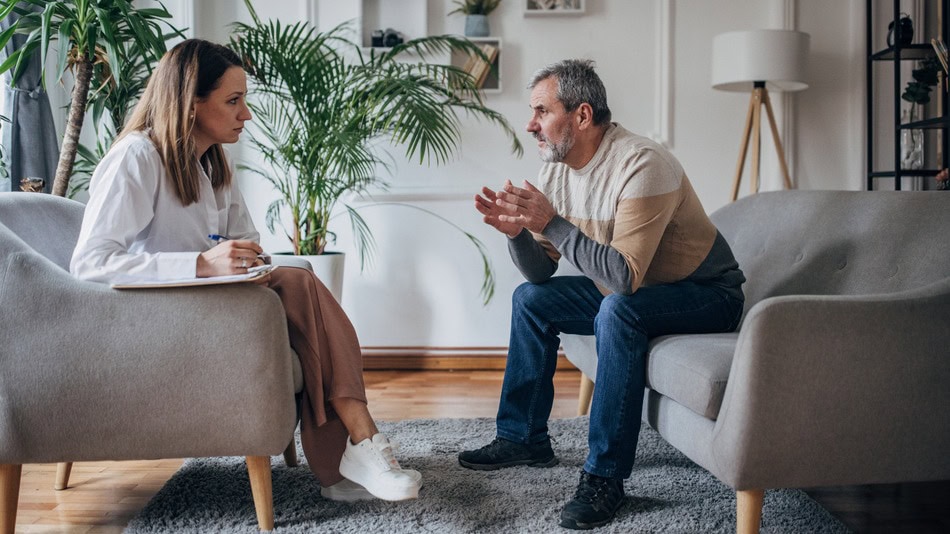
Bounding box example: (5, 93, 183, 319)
(171, 0, 865, 347)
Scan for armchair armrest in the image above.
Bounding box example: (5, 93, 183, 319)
(710, 278, 950, 490)
(0, 251, 298, 465)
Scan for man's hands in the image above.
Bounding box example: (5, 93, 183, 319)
(475, 179, 556, 237)
(197, 239, 265, 278)
(475, 185, 525, 237)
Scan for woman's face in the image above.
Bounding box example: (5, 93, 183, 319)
(193, 66, 252, 154)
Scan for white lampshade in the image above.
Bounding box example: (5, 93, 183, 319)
(711, 29, 810, 92)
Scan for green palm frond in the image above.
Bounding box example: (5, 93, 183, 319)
(230, 0, 522, 301)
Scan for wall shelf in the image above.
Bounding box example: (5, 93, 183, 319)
(449, 37, 503, 94)
(866, 0, 950, 190)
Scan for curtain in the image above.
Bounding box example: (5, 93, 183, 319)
(0, 2, 59, 193)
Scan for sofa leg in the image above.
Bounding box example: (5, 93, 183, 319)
(1, 464, 22, 534)
(246, 456, 274, 531)
(283, 438, 298, 467)
(55, 462, 73, 490)
(736, 489, 764, 534)
(577, 373, 594, 416)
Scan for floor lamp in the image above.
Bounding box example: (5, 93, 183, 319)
(712, 29, 810, 201)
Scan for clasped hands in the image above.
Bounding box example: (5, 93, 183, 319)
(475, 179, 556, 238)
(197, 239, 270, 283)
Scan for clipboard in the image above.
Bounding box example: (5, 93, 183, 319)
(111, 264, 276, 289)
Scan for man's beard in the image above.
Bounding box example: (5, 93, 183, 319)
(535, 125, 574, 163)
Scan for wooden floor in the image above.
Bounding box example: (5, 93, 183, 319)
(9, 370, 950, 533)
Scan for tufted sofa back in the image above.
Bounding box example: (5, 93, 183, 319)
(710, 190, 950, 315)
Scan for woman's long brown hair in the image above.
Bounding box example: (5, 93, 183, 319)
(117, 39, 242, 205)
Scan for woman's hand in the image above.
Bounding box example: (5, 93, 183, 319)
(196, 239, 264, 277)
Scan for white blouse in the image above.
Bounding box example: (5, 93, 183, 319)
(70, 132, 259, 283)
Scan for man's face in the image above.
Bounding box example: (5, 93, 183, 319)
(526, 77, 576, 163)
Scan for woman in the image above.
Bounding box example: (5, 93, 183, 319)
(70, 39, 421, 502)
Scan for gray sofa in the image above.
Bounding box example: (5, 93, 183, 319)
(561, 190, 950, 533)
(0, 192, 306, 532)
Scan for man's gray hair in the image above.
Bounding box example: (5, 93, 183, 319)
(528, 59, 612, 125)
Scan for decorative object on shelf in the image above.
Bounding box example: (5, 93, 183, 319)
(462, 42, 499, 88)
(899, 55, 940, 173)
(19, 177, 45, 193)
(231, 0, 523, 304)
(937, 168, 950, 190)
(449, 0, 501, 37)
(887, 13, 913, 48)
(900, 109, 924, 171)
(524, 0, 585, 16)
(711, 29, 810, 201)
(901, 55, 940, 107)
(382, 28, 404, 47)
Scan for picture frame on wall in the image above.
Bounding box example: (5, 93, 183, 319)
(524, 0, 585, 16)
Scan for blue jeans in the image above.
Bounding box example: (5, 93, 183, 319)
(496, 276, 744, 479)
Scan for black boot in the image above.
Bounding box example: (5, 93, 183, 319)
(458, 437, 557, 470)
(559, 470, 625, 530)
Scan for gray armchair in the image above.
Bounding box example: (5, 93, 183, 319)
(0, 192, 305, 532)
(561, 191, 950, 533)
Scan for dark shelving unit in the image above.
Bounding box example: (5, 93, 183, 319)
(867, 0, 950, 190)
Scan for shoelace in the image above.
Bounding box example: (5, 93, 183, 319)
(575, 473, 615, 504)
(377, 439, 403, 470)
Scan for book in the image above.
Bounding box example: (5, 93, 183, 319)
(468, 43, 498, 89)
(111, 264, 277, 289)
(932, 38, 949, 76)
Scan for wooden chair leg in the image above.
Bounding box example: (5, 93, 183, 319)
(283, 438, 298, 467)
(55, 462, 73, 490)
(1, 464, 22, 534)
(736, 489, 764, 534)
(246, 456, 274, 531)
(577, 373, 595, 416)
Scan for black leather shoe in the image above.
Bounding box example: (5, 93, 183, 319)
(559, 470, 625, 530)
(458, 437, 558, 470)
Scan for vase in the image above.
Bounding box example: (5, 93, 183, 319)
(465, 14, 490, 37)
(900, 108, 924, 171)
(276, 252, 345, 303)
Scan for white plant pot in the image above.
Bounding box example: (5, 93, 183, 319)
(299, 252, 345, 303)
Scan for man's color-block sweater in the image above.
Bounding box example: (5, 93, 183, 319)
(509, 123, 745, 298)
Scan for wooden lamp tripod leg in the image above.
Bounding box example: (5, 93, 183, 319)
(761, 87, 794, 190)
(731, 89, 759, 201)
(750, 87, 764, 196)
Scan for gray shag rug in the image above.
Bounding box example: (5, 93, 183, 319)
(125, 417, 849, 533)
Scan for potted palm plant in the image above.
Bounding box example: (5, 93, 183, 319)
(0, 0, 180, 197)
(230, 1, 522, 303)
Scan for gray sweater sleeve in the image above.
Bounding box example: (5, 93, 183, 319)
(507, 229, 558, 283)
(542, 215, 634, 294)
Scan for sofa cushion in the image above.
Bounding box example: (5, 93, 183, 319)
(646, 333, 737, 419)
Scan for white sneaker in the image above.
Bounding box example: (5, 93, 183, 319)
(338, 433, 422, 501)
(320, 478, 374, 502)
(321, 470, 423, 502)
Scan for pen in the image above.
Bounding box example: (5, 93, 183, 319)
(209, 234, 271, 264)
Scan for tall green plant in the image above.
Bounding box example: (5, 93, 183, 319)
(230, 0, 522, 303)
(69, 35, 169, 197)
(0, 0, 181, 197)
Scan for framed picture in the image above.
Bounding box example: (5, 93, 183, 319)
(524, 0, 585, 16)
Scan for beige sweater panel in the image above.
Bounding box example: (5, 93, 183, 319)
(534, 125, 717, 292)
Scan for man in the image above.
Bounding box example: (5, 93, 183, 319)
(458, 59, 745, 529)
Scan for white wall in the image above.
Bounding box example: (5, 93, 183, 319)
(57, 0, 868, 348)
